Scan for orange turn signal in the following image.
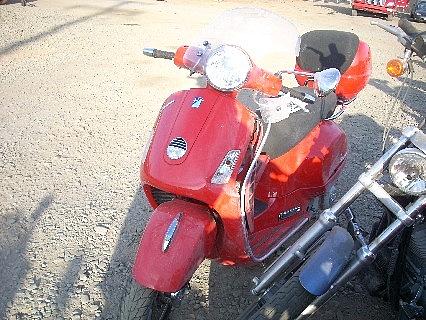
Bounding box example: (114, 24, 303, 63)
(386, 59, 405, 77)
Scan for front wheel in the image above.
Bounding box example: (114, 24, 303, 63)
(120, 279, 173, 320)
(240, 274, 315, 320)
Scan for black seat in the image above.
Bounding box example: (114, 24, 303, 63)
(262, 87, 337, 159)
(297, 30, 360, 74)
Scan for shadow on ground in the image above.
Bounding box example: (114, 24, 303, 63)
(369, 76, 426, 121)
(0, 194, 53, 318)
(55, 256, 83, 317)
(100, 187, 149, 319)
(314, 3, 353, 16)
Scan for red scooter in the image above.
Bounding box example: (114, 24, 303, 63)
(119, 8, 371, 320)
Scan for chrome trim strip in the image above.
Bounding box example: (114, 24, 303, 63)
(162, 212, 183, 252)
(239, 122, 271, 262)
(161, 99, 175, 111)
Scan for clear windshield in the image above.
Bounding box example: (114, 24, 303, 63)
(183, 7, 300, 74)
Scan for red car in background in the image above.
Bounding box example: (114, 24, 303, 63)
(352, 0, 410, 20)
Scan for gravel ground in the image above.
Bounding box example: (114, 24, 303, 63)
(0, 0, 425, 319)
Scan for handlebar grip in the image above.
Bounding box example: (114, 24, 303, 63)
(413, 35, 426, 60)
(398, 19, 419, 38)
(371, 20, 426, 59)
(143, 48, 175, 60)
(398, 19, 426, 59)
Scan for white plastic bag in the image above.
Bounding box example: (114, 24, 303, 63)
(256, 93, 309, 123)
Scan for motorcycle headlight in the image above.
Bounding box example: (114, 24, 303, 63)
(389, 148, 426, 196)
(205, 45, 252, 91)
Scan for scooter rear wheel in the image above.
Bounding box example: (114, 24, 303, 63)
(120, 279, 172, 320)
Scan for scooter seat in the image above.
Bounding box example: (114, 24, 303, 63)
(262, 87, 337, 159)
(297, 30, 360, 74)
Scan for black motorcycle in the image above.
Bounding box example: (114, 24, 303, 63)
(239, 18, 426, 320)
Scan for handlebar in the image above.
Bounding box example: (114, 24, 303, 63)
(370, 19, 426, 60)
(370, 20, 405, 38)
(398, 19, 420, 38)
(143, 48, 175, 60)
(399, 19, 426, 60)
(370, 20, 410, 47)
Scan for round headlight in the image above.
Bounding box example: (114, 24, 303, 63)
(205, 45, 252, 91)
(389, 148, 426, 196)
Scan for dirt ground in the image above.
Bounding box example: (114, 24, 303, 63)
(1, 0, 425, 319)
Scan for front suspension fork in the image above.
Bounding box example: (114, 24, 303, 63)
(251, 128, 426, 318)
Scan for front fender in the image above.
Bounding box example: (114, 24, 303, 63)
(132, 199, 217, 292)
(299, 226, 354, 296)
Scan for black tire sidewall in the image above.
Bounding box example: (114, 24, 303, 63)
(120, 279, 162, 320)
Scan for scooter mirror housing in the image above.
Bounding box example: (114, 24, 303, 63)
(314, 68, 341, 97)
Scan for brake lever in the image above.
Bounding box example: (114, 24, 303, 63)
(281, 87, 316, 103)
(370, 20, 412, 50)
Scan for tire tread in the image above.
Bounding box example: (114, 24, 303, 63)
(249, 275, 315, 320)
(120, 280, 156, 320)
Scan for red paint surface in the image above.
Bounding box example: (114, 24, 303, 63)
(296, 40, 372, 102)
(133, 199, 217, 292)
(136, 83, 348, 289)
(253, 121, 347, 231)
(142, 87, 255, 263)
(352, 0, 409, 13)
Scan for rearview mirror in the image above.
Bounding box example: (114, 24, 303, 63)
(314, 68, 341, 97)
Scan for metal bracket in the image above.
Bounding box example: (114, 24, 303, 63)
(318, 209, 338, 227)
(357, 245, 376, 264)
(367, 181, 414, 226)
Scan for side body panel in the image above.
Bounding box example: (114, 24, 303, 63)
(253, 121, 347, 231)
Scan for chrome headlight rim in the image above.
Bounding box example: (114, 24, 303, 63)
(389, 148, 426, 196)
(205, 45, 252, 92)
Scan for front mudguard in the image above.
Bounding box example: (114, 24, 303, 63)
(299, 226, 354, 296)
(132, 199, 217, 293)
